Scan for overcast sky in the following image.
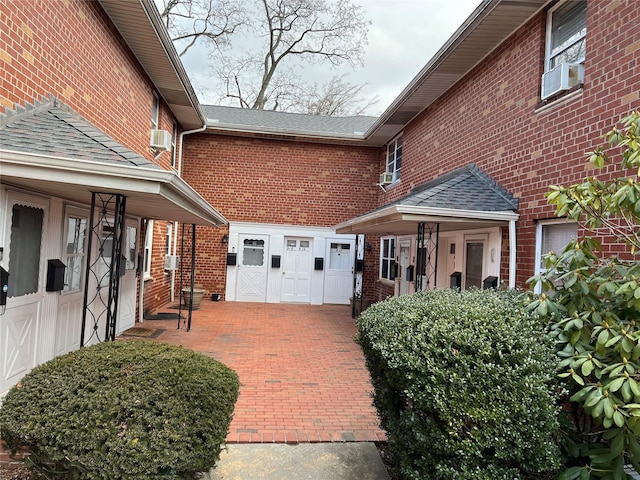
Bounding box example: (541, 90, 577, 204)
(175, 0, 482, 116)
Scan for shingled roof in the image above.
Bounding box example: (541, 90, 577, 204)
(0, 96, 160, 169)
(388, 164, 518, 212)
(202, 104, 378, 139)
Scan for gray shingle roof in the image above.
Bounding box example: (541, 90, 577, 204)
(202, 104, 378, 138)
(385, 164, 518, 212)
(0, 96, 161, 169)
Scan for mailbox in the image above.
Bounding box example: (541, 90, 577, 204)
(226, 253, 237, 266)
(271, 255, 281, 268)
(483, 276, 498, 289)
(46, 259, 66, 292)
(406, 265, 414, 282)
(355, 259, 364, 272)
(450, 271, 462, 290)
(314, 257, 324, 270)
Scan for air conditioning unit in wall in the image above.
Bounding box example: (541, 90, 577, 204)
(164, 254, 180, 271)
(150, 129, 172, 151)
(541, 63, 584, 100)
(379, 172, 394, 185)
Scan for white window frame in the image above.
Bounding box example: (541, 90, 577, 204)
(151, 92, 159, 130)
(545, 0, 586, 72)
(380, 236, 396, 282)
(385, 135, 402, 183)
(143, 219, 154, 280)
(534, 219, 578, 293)
(61, 206, 89, 294)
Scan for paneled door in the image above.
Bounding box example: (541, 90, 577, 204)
(282, 238, 312, 303)
(236, 235, 269, 302)
(1, 192, 48, 396)
(323, 240, 354, 304)
(116, 218, 139, 334)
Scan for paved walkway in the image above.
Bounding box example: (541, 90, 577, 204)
(141, 302, 386, 444)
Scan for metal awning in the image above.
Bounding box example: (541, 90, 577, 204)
(0, 149, 227, 227)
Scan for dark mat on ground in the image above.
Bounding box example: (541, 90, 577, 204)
(121, 327, 165, 338)
(143, 311, 184, 320)
(168, 304, 200, 311)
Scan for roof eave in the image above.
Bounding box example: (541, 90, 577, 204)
(364, 0, 548, 146)
(98, 0, 206, 130)
(0, 149, 227, 227)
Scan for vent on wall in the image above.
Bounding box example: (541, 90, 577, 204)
(541, 63, 584, 100)
(150, 129, 172, 151)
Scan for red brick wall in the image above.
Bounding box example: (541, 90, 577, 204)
(374, 0, 640, 288)
(0, 0, 176, 160)
(181, 134, 380, 295)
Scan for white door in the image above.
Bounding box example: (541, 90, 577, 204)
(55, 206, 89, 357)
(236, 235, 269, 302)
(398, 240, 411, 296)
(282, 238, 312, 303)
(1, 192, 48, 395)
(323, 240, 355, 304)
(116, 218, 138, 334)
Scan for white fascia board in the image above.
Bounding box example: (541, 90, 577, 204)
(0, 149, 227, 226)
(335, 204, 518, 232)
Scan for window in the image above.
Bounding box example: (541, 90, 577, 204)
(380, 237, 396, 281)
(143, 219, 154, 279)
(63, 215, 87, 292)
(534, 220, 578, 293)
(545, 0, 586, 71)
(243, 239, 265, 266)
(386, 136, 402, 182)
(151, 93, 159, 130)
(8, 204, 44, 297)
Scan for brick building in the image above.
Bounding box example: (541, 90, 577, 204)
(1, 0, 639, 445)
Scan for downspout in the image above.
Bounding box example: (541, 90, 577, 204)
(171, 125, 207, 302)
(509, 219, 517, 289)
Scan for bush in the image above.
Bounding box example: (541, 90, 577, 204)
(357, 289, 561, 480)
(0, 340, 239, 479)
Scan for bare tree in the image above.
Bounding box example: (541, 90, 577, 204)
(304, 74, 379, 116)
(158, 0, 246, 57)
(220, 0, 370, 112)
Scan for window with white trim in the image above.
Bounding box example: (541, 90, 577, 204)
(380, 237, 396, 281)
(385, 136, 402, 182)
(534, 220, 578, 293)
(545, 0, 586, 71)
(143, 219, 154, 279)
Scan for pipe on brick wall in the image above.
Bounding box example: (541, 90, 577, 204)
(171, 125, 207, 301)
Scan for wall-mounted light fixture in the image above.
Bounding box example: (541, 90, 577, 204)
(365, 242, 372, 251)
(221, 234, 229, 244)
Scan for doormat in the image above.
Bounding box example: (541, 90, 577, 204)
(121, 327, 165, 338)
(143, 311, 183, 320)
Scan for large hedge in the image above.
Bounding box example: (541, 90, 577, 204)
(357, 289, 561, 479)
(0, 340, 239, 479)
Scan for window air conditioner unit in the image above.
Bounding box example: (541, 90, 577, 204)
(379, 172, 394, 185)
(541, 63, 584, 100)
(150, 129, 172, 151)
(164, 254, 180, 271)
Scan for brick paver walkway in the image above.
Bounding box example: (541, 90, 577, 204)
(140, 302, 386, 444)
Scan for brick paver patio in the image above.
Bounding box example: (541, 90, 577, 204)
(140, 301, 386, 444)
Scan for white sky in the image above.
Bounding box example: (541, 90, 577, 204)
(175, 0, 482, 116)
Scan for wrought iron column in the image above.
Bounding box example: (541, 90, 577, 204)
(415, 222, 439, 292)
(352, 234, 365, 318)
(81, 192, 126, 346)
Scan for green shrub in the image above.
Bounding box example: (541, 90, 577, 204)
(528, 111, 640, 479)
(357, 289, 561, 480)
(0, 340, 239, 479)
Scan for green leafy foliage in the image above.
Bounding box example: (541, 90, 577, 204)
(0, 340, 240, 479)
(357, 289, 561, 480)
(528, 111, 640, 480)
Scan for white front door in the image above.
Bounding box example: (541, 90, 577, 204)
(282, 238, 312, 303)
(1, 192, 48, 395)
(398, 240, 411, 296)
(236, 235, 269, 302)
(116, 218, 138, 334)
(323, 240, 354, 304)
(55, 206, 89, 357)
